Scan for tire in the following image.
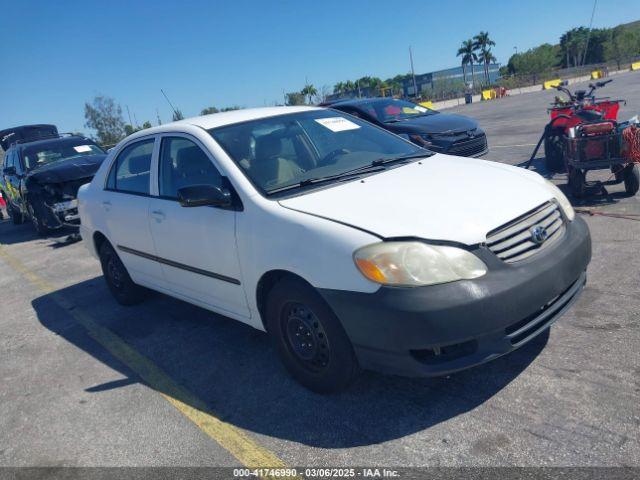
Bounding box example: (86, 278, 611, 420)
(266, 277, 359, 393)
(544, 133, 565, 173)
(99, 241, 146, 306)
(568, 168, 586, 198)
(7, 201, 24, 225)
(623, 164, 640, 196)
(26, 201, 50, 236)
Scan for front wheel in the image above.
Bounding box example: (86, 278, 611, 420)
(99, 241, 147, 306)
(27, 201, 51, 236)
(623, 164, 640, 196)
(266, 278, 359, 393)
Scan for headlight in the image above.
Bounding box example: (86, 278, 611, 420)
(353, 241, 487, 287)
(545, 180, 575, 221)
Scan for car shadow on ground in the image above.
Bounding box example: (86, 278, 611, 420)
(32, 277, 549, 448)
(0, 220, 80, 247)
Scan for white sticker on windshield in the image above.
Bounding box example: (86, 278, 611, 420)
(73, 145, 93, 153)
(315, 117, 360, 132)
(414, 105, 428, 112)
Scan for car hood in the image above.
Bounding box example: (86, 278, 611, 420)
(26, 154, 106, 184)
(387, 113, 478, 135)
(279, 154, 554, 245)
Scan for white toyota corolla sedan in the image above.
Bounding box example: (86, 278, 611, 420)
(78, 106, 591, 392)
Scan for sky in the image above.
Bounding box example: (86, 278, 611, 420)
(0, 0, 637, 135)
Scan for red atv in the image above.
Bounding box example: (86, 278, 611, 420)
(542, 79, 639, 197)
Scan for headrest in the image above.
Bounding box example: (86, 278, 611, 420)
(176, 145, 211, 173)
(255, 133, 282, 160)
(128, 155, 150, 174)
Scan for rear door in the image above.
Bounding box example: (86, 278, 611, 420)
(4, 151, 22, 210)
(147, 133, 250, 318)
(101, 136, 164, 287)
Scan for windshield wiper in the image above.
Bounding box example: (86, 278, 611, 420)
(384, 113, 434, 123)
(267, 152, 432, 195)
(268, 165, 388, 195)
(371, 151, 433, 166)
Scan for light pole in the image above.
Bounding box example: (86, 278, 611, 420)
(409, 46, 418, 99)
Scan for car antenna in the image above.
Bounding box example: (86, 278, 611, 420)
(161, 89, 180, 119)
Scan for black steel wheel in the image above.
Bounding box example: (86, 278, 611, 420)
(266, 277, 359, 393)
(99, 241, 146, 306)
(283, 302, 331, 372)
(623, 164, 640, 196)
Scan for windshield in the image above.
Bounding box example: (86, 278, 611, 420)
(22, 138, 105, 170)
(357, 99, 437, 123)
(209, 110, 427, 195)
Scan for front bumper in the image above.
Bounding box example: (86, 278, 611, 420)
(39, 199, 80, 229)
(319, 215, 591, 377)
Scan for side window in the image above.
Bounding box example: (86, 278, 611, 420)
(7, 151, 17, 172)
(14, 151, 24, 174)
(107, 139, 154, 195)
(158, 137, 222, 199)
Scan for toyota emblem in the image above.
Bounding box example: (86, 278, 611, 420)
(530, 225, 549, 245)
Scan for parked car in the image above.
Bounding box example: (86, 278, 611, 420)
(325, 97, 489, 157)
(79, 107, 591, 393)
(1, 127, 107, 234)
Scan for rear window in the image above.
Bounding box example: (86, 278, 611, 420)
(106, 139, 154, 195)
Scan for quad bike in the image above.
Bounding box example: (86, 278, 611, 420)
(527, 79, 639, 197)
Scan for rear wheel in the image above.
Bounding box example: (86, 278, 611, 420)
(623, 164, 640, 196)
(568, 168, 586, 198)
(7, 201, 24, 225)
(544, 132, 565, 173)
(99, 241, 146, 306)
(266, 277, 359, 393)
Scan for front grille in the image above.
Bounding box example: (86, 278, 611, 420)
(486, 201, 565, 263)
(446, 134, 487, 157)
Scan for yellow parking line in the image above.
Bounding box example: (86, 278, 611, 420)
(0, 245, 288, 470)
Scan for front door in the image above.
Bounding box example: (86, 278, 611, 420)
(148, 134, 249, 318)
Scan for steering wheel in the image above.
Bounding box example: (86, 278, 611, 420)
(318, 148, 350, 167)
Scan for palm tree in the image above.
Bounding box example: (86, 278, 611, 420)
(473, 31, 496, 84)
(344, 80, 356, 93)
(457, 39, 478, 87)
(333, 81, 345, 95)
(301, 84, 318, 104)
(479, 49, 497, 84)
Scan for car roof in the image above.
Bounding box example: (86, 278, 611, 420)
(134, 106, 321, 139)
(14, 135, 94, 152)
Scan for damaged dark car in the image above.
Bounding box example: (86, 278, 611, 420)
(1, 127, 106, 235)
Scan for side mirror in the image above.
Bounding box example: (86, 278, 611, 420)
(177, 184, 232, 208)
(3, 166, 16, 176)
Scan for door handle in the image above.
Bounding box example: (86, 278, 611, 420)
(102, 201, 112, 211)
(151, 210, 166, 222)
